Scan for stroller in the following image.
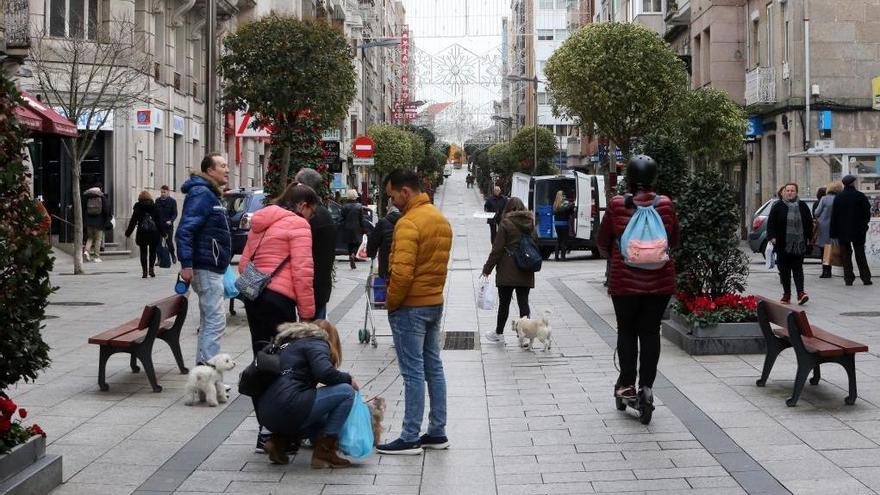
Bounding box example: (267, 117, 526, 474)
(358, 259, 391, 347)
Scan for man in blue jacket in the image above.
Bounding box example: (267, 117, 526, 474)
(176, 153, 232, 365)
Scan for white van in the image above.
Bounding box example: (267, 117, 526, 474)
(510, 171, 607, 259)
(443, 163, 453, 178)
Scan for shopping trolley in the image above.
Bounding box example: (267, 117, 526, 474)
(358, 259, 391, 347)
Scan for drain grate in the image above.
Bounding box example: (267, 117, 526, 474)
(840, 311, 880, 317)
(443, 331, 475, 350)
(49, 301, 104, 307)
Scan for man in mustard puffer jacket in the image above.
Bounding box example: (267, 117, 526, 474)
(377, 169, 453, 456)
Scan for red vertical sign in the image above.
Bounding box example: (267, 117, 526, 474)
(394, 25, 411, 122)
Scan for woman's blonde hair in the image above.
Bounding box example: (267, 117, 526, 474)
(314, 320, 342, 367)
(346, 189, 359, 201)
(138, 190, 153, 202)
(827, 181, 844, 195)
(553, 191, 565, 210)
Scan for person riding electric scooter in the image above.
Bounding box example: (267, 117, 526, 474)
(596, 155, 680, 424)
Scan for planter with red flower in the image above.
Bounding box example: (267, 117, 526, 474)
(0, 395, 59, 495)
(660, 169, 765, 354)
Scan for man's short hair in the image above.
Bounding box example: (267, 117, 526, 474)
(200, 153, 223, 173)
(294, 168, 323, 191)
(160, 185, 170, 191)
(383, 169, 421, 192)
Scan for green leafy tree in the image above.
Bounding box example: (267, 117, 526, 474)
(544, 22, 688, 164)
(639, 134, 690, 202)
(405, 131, 425, 170)
(473, 149, 492, 194)
(220, 14, 356, 197)
(0, 79, 53, 392)
(510, 126, 558, 176)
(674, 88, 747, 168)
(675, 168, 749, 298)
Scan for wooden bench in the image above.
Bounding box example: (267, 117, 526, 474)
(756, 296, 868, 406)
(88, 295, 189, 393)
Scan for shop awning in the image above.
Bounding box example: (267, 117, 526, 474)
(18, 91, 78, 137)
(14, 104, 44, 131)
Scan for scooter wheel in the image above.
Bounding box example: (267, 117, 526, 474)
(615, 397, 627, 411)
(639, 408, 653, 425)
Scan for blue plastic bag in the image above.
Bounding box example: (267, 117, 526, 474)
(223, 265, 239, 299)
(339, 391, 374, 458)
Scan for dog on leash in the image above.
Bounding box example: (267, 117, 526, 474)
(511, 309, 552, 351)
(184, 353, 236, 407)
(366, 396, 386, 446)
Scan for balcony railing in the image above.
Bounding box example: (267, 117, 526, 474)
(745, 67, 776, 106)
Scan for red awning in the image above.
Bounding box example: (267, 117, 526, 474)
(18, 91, 78, 137)
(14, 104, 44, 131)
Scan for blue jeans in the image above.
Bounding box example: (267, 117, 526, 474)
(192, 269, 226, 364)
(314, 305, 327, 320)
(388, 305, 447, 442)
(299, 383, 356, 438)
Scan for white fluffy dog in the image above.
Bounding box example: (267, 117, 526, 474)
(511, 309, 552, 351)
(184, 353, 236, 407)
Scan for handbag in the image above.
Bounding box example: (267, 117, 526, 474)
(234, 232, 290, 301)
(157, 240, 172, 269)
(238, 341, 285, 398)
(830, 243, 844, 267)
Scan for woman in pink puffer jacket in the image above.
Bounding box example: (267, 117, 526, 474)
(240, 183, 318, 356)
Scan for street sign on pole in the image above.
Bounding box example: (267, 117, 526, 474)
(352, 135, 375, 158)
(353, 157, 375, 167)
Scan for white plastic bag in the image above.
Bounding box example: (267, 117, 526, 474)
(356, 234, 369, 260)
(477, 277, 496, 311)
(765, 242, 776, 270)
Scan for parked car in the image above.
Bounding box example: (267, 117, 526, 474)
(224, 188, 374, 257)
(748, 198, 821, 258)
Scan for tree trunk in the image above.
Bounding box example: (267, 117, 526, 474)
(71, 145, 84, 275)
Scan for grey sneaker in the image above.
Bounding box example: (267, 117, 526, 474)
(484, 331, 501, 343)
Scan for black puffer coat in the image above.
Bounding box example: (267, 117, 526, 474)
(257, 323, 352, 436)
(125, 199, 166, 246)
(310, 204, 337, 306)
(366, 209, 401, 279)
(482, 210, 537, 288)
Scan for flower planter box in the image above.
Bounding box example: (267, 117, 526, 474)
(661, 309, 766, 355)
(0, 436, 61, 495)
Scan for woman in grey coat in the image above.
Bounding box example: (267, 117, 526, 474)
(814, 180, 843, 278)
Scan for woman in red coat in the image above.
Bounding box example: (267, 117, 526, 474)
(597, 155, 679, 402)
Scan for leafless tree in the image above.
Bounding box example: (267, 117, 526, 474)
(29, 15, 150, 274)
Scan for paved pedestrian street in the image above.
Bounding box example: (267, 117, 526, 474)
(14, 170, 880, 495)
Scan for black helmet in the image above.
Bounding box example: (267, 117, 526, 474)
(625, 154, 658, 192)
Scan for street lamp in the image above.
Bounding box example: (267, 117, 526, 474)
(506, 74, 543, 174)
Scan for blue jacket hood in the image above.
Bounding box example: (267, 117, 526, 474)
(181, 173, 222, 196)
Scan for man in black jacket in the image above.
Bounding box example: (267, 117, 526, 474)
(484, 186, 508, 244)
(155, 185, 178, 263)
(367, 205, 401, 280)
(295, 168, 337, 319)
(831, 175, 873, 286)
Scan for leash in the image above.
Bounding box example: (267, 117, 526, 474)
(359, 356, 400, 403)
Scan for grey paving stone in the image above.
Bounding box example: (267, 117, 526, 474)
(542, 469, 635, 483)
(591, 478, 690, 492)
(633, 465, 728, 480)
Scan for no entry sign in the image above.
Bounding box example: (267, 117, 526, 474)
(352, 136, 375, 158)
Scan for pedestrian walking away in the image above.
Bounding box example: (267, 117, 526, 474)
(552, 190, 574, 261)
(240, 182, 317, 453)
(597, 155, 679, 407)
(82, 182, 111, 262)
(256, 321, 360, 467)
(813, 181, 842, 278)
(481, 197, 536, 344)
(366, 205, 401, 280)
(295, 168, 338, 320)
(125, 190, 167, 278)
(176, 152, 232, 366)
(767, 182, 813, 305)
(341, 189, 363, 270)
(156, 184, 179, 264)
(831, 175, 873, 286)
(377, 169, 452, 455)
(484, 185, 508, 244)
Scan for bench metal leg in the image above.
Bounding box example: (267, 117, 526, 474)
(842, 354, 858, 405)
(97, 346, 112, 391)
(809, 365, 821, 386)
(787, 361, 814, 407)
(756, 340, 787, 387)
(130, 354, 140, 373)
(160, 330, 189, 375)
(135, 348, 162, 393)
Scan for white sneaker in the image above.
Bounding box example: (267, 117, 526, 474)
(484, 331, 501, 343)
(93, 258, 103, 263)
(83, 252, 91, 262)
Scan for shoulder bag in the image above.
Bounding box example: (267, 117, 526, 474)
(234, 232, 290, 301)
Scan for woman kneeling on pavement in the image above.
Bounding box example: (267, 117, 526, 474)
(258, 320, 360, 467)
(598, 155, 679, 402)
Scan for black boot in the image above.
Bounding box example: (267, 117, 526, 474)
(349, 255, 356, 270)
(820, 265, 832, 278)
